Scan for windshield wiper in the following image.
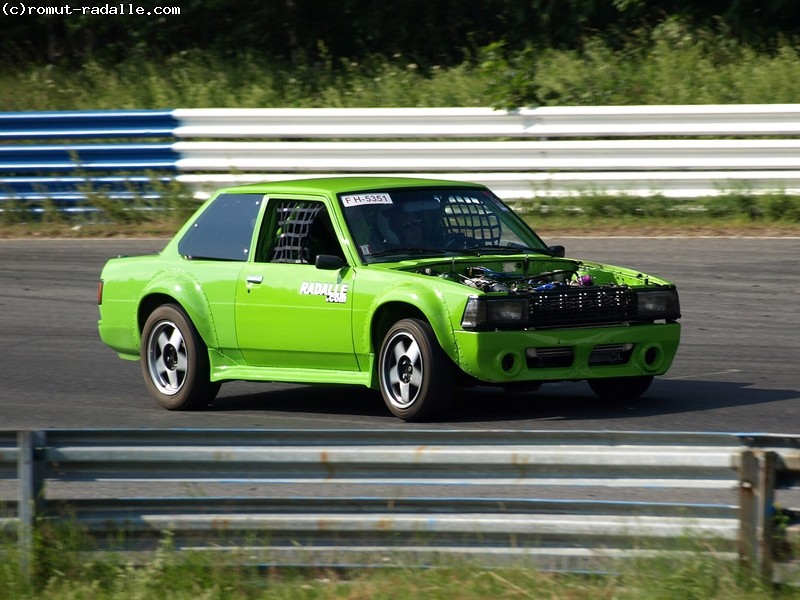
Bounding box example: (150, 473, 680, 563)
(370, 246, 445, 256)
(368, 247, 448, 259)
(453, 246, 550, 256)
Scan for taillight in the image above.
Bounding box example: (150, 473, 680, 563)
(97, 280, 104, 305)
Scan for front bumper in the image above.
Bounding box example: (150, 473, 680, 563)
(453, 322, 681, 383)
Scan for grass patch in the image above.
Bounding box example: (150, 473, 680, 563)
(3, 190, 800, 239)
(0, 174, 201, 238)
(2, 516, 796, 599)
(511, 192, 800, 238)
(0, 542, 792, 600)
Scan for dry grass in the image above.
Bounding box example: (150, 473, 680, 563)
(2, 218, 798, 241)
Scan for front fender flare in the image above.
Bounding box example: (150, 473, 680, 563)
(365, 282, 460, 362)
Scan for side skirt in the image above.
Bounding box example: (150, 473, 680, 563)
(210, 364, 372, 387)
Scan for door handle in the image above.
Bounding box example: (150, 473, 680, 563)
(246, 275, 264, 284)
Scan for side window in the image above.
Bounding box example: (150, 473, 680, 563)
(256, 200, 343, 264)
(178, 193, 263, 261)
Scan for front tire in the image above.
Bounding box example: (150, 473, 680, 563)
(141, 304, 221, 410)
(588, 375, 654, 401)
(378, 318, 452, 421)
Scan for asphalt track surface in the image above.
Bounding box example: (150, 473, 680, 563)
(1, 236, 799, 434)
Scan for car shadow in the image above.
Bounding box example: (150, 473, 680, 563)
(210, 383, 390, 418)
(446, 379, 799, 424)
(207, 378, 799, 424)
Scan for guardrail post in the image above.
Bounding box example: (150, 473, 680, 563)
(17, 430, 45, 581)
(739, 449, 777, 580)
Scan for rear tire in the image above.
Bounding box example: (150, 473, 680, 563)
(378, 318, 452, 421)
(141, 304, 221, 410)
(588, 375, 654, 401)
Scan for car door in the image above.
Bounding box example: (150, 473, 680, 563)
(234, 197, 358, 371)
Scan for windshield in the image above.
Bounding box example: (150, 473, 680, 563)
(339, 186, 549, 263)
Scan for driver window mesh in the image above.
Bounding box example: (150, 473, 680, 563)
(271, 201, 324, 263)
(442, 194, 502, 244)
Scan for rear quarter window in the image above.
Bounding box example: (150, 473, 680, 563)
(178, 193, 263, 261)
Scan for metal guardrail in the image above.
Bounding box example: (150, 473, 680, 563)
(172, 139, 800, 172)
(6, 105, 800, 140)
(2, 105, 800, 210)
(2, 429, 800, 581)
(0, 110, 179, 140)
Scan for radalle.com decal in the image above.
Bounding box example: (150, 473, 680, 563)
(299, 281, 349, 303)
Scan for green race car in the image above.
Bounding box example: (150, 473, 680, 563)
(98, 177, 681, 420)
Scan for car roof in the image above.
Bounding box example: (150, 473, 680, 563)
(218, 176, 487, 196)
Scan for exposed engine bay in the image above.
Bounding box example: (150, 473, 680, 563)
(458, 265, 594, 293)
(407, 258, 679, 329)
(409, 258, 643, 294)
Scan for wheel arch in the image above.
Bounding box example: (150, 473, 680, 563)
(137, 278, 219, 351)
(370, 302, 426, 355)
(368, 288, 460, 366)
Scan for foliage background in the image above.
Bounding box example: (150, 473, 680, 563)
(4, 0, 800, 68)
(2, 0, 800, 110)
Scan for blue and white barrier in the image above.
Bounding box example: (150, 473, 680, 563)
(3, 106, 800, 211)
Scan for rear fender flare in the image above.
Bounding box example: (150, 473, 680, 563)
(138, 270, 219, 350)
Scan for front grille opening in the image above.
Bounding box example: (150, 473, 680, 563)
(525, 347, 575, 369)
(528, 287, 637, 328)
(589, 343, 634, 366)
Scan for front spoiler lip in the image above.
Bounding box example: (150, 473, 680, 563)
(453, 322, 681, 383)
